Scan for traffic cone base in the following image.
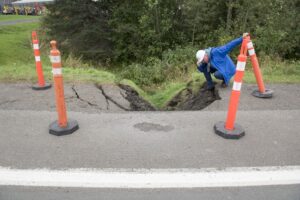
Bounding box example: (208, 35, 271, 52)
(252, 88, 273, 98)
(49, 119, 79, 136)
(32, 83, 52, 91)
(214, 121, 245, 139)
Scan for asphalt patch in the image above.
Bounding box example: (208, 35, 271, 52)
(133, 122, 174, 132)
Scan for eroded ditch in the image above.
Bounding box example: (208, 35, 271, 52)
(80, 82, 221, 111)
(165, 82, 221, 110)
(71, 83, 221, 111)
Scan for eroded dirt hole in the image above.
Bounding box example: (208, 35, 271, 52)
(95, 82, 221, 111)
(118, 84, 157, 111)
(165, 82, 221, 111)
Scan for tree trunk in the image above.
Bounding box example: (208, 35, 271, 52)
(226, 0, 233, 32)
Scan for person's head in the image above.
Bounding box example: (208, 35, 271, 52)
(196, 50, 209, 65)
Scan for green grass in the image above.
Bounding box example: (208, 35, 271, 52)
(0, 15, 40, 22)
(120, 79, 186, 109)
(147, 82, 186, 108)
(0, 22, 40, 65)
(0, 63, 116, 84)
(119, 79, 149, 98)
(243, 59, 300, 84)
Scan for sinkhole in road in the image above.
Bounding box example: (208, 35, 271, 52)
(96, 82, 221, 111)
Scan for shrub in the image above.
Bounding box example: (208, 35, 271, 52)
(121, 46, 196, 86)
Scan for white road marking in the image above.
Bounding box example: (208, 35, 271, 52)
(0, 166, 299, 188)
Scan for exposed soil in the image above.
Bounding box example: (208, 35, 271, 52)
(165, 82, 221, 111)
(118, 84, 156, 111)
(116, 82, 221, 111)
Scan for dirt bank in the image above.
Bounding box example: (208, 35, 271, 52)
(165, 82, 221, 110)
(118, 82, 221, 111)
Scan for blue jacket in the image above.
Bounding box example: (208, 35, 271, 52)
(197, 37, 243, 85)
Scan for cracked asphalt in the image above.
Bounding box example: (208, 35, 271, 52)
(0, 83, 132, 113)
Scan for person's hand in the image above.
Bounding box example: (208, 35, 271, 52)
(243, 32, 249, 38)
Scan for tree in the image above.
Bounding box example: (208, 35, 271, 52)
(43, 0, 113, 61)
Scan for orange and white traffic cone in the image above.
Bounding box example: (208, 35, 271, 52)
(49, 40, 79, 136)
(214, 37, 249, 139)
(247, 39, 273, 98)
(31, 31, 51, 90)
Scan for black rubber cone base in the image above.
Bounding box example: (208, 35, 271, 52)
(252, 89, 273, 98)
(32, 83, 52, 90)
(49, 119, 79, 136)
(214, 121, 245, 139)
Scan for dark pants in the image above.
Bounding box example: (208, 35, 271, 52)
(202, 68, 224, 88)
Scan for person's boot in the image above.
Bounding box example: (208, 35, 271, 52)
(206, 83, 215, 91)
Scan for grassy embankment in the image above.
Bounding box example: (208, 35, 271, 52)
(0, 18, 299, 108)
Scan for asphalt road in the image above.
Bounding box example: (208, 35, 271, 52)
(1, 185, 299, 200)
(0, 83, 299, 199)
(0, 109, 300, 169)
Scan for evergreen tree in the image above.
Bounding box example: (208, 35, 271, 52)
(43, 0, 113, 61)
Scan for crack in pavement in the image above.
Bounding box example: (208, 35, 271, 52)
(0, 100, 18, 106)
(71, 85, 103, 110)
(102, 91, 110, 110)
(119, 90, 127, 99)
(97, 85, 130, 111)
(64, 96, 77, 100)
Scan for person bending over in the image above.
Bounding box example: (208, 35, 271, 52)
(196, 33, 248, 90)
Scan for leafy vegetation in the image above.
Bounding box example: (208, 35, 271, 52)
(120, 45, 195, 86)
(40, 0, 300, 91)
(43, 0, 299, 63)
